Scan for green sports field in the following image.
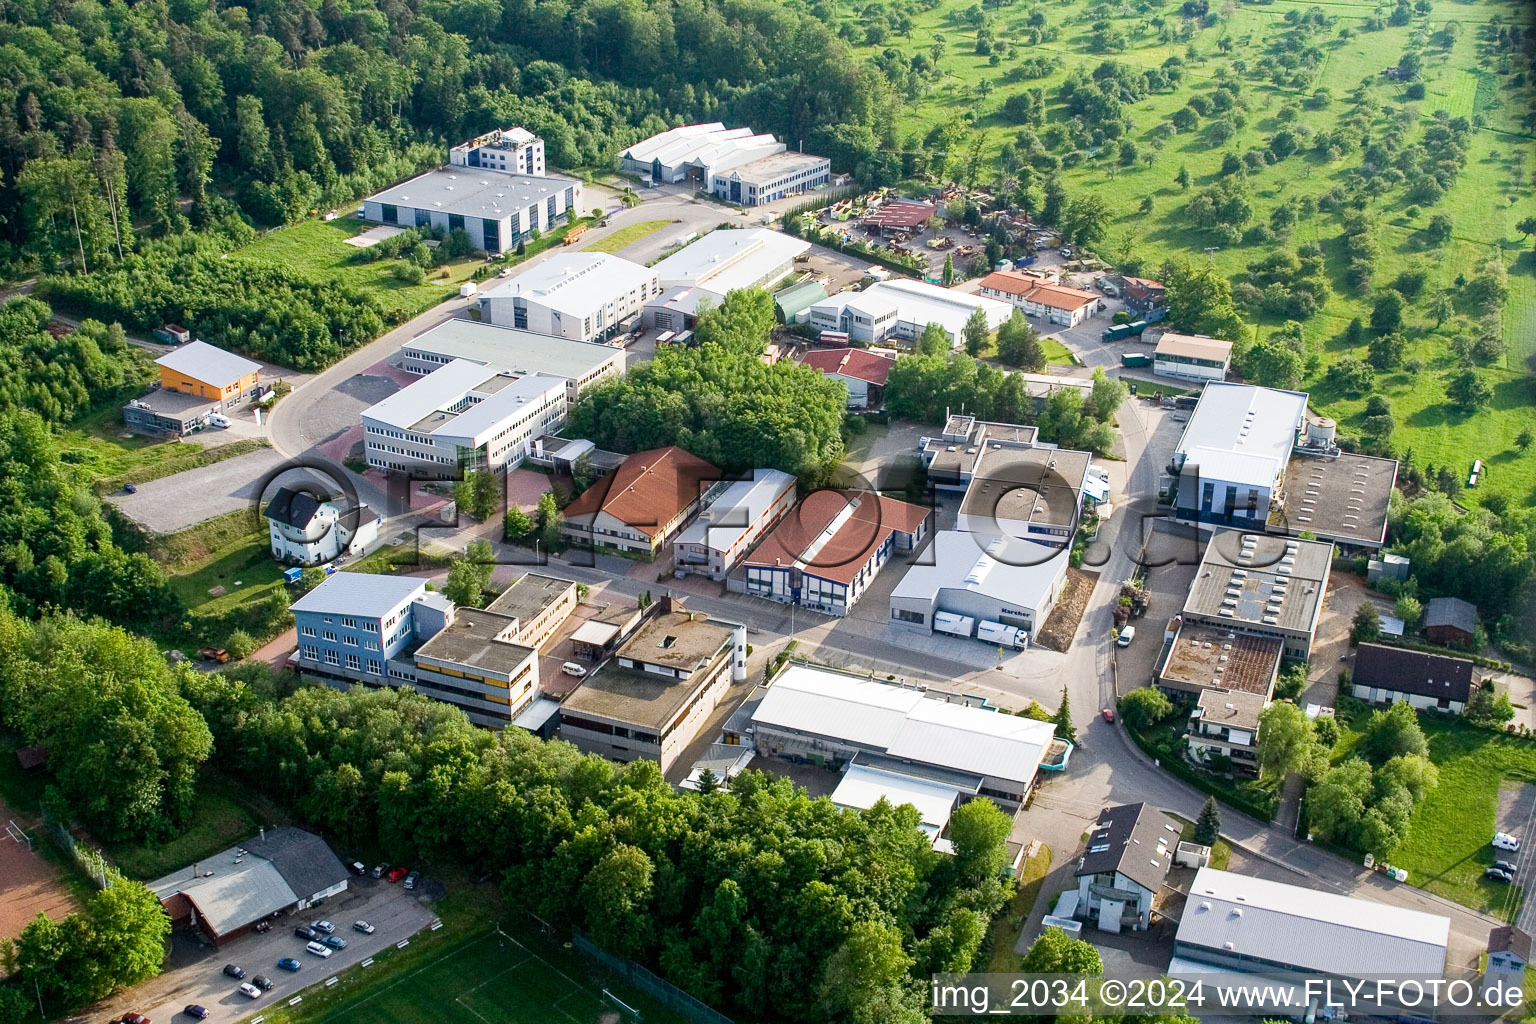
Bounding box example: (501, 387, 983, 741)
(298, 930, 616, 1024)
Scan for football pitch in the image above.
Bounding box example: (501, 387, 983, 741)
(311, 929, 618, 1024)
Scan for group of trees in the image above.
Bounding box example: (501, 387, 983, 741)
(0, 0, 908, 274)
(1305, 703, 1438, 857)
(1386, 491, 1535, 620)
(1, 878, 171, 1022)
(174, 673, 1018, 1022)
(0, 411, 179, 630)
(0, 597, 212, 842)
(0, 299, 150, 425)
(885, 353, 1122, 456)
(504, 492, 561, 549)
(566, 289, 848, 483)
(38, 218, 393, 372)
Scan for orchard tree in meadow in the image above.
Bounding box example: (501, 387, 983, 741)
(1370, 291, 1404, 333)
(1445, 369, 1492, 411)
(1060, 193, 1111, 249)
(1518, 216, 1536, 249)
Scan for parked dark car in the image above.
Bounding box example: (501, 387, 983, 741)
(1495, 859, 1519, 874)
(277, 958, 302, 972)
(322, 934, 347, 950)
(183, 1009, 209, 1021)
(1485, 866, 1514, 883)
(294, 925, 318, 941)
(403, 871, 420, 890)
(222, 964, 245, 979)
(251, 974, 273, 991)
(123, 483, 137, 494)
(371, 862, 389, 879)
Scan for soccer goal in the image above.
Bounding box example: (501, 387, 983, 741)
(4, 820, 33, 852)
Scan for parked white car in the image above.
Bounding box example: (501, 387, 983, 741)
(305, 941, 333, 958)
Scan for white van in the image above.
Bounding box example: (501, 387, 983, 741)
(1117, 626, 1136, 647)
(561, 662, 587, 678)
(208, 413, 230, 428)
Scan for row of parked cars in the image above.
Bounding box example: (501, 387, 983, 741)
(351, 857, 420, 890)
(174, 919, 381, 1019)
(1486, 832, 1523, 883)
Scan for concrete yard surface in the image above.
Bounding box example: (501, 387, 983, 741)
(107, 448, 341, 535)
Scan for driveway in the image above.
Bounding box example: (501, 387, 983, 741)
(91, 876, 438, 1024)
(107, 449, 339, 535)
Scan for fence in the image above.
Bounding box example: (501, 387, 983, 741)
(41, 811, 115, 889)
(571, 929, 734, 1024)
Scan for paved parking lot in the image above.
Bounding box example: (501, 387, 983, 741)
(99, 875, 439, 1024)
(107, 449, 339, 534)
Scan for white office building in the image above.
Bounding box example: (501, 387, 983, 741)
(450, 127, 544, 176)
(750, 663, 1058, 810)
(291, 572, 442, 686)
(809, 279, 1011, 347)
(1153, 333, 1233, 382)
(362, 165, 581, 254)
(477, 253, 658, 343)
(1171, 382, 1308, 530)
(396, 319, 625, 404)
(362, 358, 566, 476)
(620, 123, 830, 206)
(644, 229, 811, 331)
(674, 469, 798, 579)
(889, 531, 1071, 646)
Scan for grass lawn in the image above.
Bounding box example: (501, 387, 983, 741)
(254, 913, 689, 1024)
(1041, 336, 1076, 367)
(582, 219, 674, 254)
(836, 0, 1536, 506)
(232, 217, 481, 320)
(1173, 816, 1233, 870)
(107, 775, 257, 880)
(1373, 715, 1536, 919)
(54, 396, 270, 493)
(158, 519, 290, 647)
(983, 845, 1052, 972)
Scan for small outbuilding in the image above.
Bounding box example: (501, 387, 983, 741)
(1423, 596, 1477, 646)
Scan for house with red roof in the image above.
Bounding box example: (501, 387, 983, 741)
(559, 446, 719, 559)
(730, 489, 929, 615)
(977, 271, 1101, 327)
(799, 348, 897, 409)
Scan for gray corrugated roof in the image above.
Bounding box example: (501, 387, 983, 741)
(290, 571, 426, 617)
(1424, 596, 1477, 634)
(149, 827, 345, 936)
(155, 340, 262, 387)
(1076, 802, 1181, 893)
(1176, 867, 1449, 977)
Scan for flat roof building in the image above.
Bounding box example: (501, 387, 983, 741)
(1171, 382, 1309, 531)
(809, 279, 1012, 347)
(652, 228, 810, 293)
(560, 446, 720, 559)
(1270, 450, 1397, 549)
(121, 388, 221, 437)
(1172, 867, 1450, 981)
(732, 488, 929, 616)
(559, 598, 746, 771)
(890, 531, 1071, 644)
(1186, 688, 1268, 773)
(1153, 333, 1232, 382)
(450, 126, 544, 176)
(396, 319, 625, 401)
(362, 162, 581, 254)
(831, 763, 962, 842)
(674, 469, 798, 580)
(956, 445, 1093, 548)
(362, 358, 567, 476)
(1181, 530, 1332, 660)
(477, 253, 659, 344)
(1156, 620, 1283, 699)
(860, 200, 939, 235)
(749, 662, 1057, 810)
